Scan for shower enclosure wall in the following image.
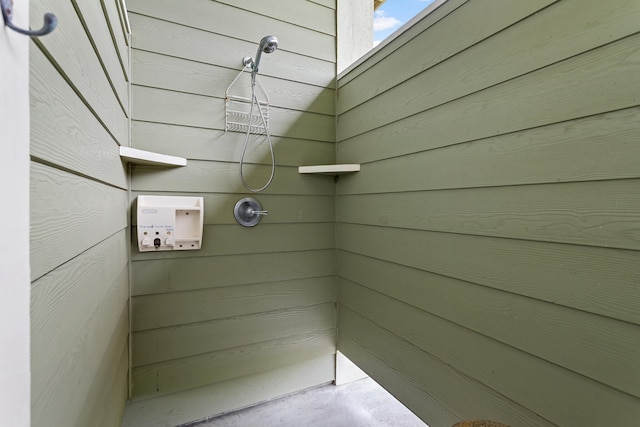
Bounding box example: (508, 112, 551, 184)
(123, 1, 338, 425)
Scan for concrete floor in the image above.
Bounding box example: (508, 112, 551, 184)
(189, 378, 427, 427)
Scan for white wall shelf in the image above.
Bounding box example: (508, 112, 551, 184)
(298, 164, 360, 175)
(119, 146, 187, 167)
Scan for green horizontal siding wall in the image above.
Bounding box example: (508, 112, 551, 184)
(336, 0, 640, 426)
(29, 0, 130, 426)
(123, 1, 337, 425)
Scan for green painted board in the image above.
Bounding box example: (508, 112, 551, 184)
(338, 306, 554, 427)
(130, 223, 335, 261)
(122, 355, 335, 427)
(131, 329, 335, 399)
(132, 50, 335, 115)
(31, 234, 129, 427)
(133, 303, 335, 366)
(337, 108, 640, 190)
(74, 315, 128, 427)
(337, 179, 640, 250)
(132, 85, 335, 141)
(211, 0, 336, 36)
(74, 0, 128, 115)
(129, 13, 335, 88)
(33, 0, 128, 144)
(131, 249, 336, 295)
(131, 193, 334, 226)
(131, 121, 336, 165)
(30, 48, 127, 190)
(30, 162, 128, 280)
(337, 224, 640, 325)
(131, 161, 335, 195)
(102, 0, 130, 82)
(338, 0, 467, 85)
(339, 270, 640, 399)
(127, 0, 335, 62)
(132, 276, 336, 331)
(339, 288, 640, 426)
(338, 34, 640, 160)
(339, 0, 637, 117)
(338, 0, 554, 112)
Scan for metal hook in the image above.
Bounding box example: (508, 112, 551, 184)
(1, 0, 57, 37)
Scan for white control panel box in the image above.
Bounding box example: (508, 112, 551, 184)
(137, 195, 204, 252)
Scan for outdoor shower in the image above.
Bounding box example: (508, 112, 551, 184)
(226, 35, 279, 193)
(243, 35, 279, 81)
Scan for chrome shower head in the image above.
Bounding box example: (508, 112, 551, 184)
(244, 35, 278, 79)
(259, 35, 279, 54)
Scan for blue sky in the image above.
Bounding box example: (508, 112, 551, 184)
(373, 0, 436, 46)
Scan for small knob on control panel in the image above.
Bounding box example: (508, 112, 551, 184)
(165, 237, 175, 247)
(141, 237, 151, 247)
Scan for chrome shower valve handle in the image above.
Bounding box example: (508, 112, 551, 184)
(234, 197, 267, 227)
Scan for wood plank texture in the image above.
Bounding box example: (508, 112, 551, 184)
(337, 224, 640, 325)
(338, 0, 466, 85)
(338, 307, 554, 427)
(129, 13, 335, 88)
(133, 303, 335, 366)
(339, 33, 640, 161)
(338, 0, 555, 112)
(339, 289, 640, 426)
(122, 355, 335, 427)
(131, 249, 335, 295)
(131, 193, 334, 226)
(337, 180, 640, 250)
(339, 0, 638, 117)
(132, 276, 336, 331)
(127, 0, 335, 62)
(335, 0, 640, 422)
(132, 85, 335, 141)
(310, 0, 335, 9)
(30, 162, 128, 280)
(31, 232, 129, 427)
(337, 108, 640, 192)
(131, 223, 334, 261)
(74, 311, 128, 427)
(102, 0, 130, 81)
(32, 0, 128, 144)
(339, 269, 640, 399)
(131, 121, 336, 165)
(131, 161, 335, 195)
(29, 1, 131, 425)
(30, 47, 127, 189)
(126, 0, 338, 412)
(132, 49, 335, 114)
(131, 329, 335, 399)
(212, 0, 335, 36)
(74, 0, 129, 115)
